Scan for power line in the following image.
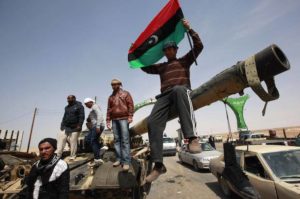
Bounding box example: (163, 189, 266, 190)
(0, 111, 32, 125)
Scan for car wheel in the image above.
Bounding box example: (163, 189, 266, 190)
(178, 155, 183, 163)
(193, 160, 199, 171)
(218, 175, 232, 196)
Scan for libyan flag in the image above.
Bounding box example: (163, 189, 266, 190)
(128, 0, 185, 68)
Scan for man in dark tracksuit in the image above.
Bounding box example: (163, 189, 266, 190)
(141, 19, 204, 182)
(57, 95, 85, 160)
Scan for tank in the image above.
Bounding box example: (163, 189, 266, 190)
(0, 44, 290, 199)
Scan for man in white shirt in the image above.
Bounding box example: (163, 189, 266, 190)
(84, 98, 105, 166)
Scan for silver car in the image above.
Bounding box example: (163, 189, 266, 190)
(178, 142, 222, 170)
(162, 137, 177, 156)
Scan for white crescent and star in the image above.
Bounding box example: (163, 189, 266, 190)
(148, 35, 159, 45)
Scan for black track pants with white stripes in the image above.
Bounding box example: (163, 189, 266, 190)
(147, 85, 197, 163)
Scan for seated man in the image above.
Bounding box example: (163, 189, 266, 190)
(19, 138, 69, 199)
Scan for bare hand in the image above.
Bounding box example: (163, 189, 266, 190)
(107, 123, 111, 130)
(128, 117, 133, 124)
(96, 128, 101, 133)
(182, 19, 191, 30)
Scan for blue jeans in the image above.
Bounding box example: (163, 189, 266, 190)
(112, 119, 131, 164)
(85, 126, 104, 159)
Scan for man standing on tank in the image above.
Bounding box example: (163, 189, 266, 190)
(57, 95, 85, 160)
(141, 19, 204, 182)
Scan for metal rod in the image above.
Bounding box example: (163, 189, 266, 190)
(8, 130, 14, 151)
(186, 32, 198, 65)
(283, 128, 287, 139)
(19, 131, 24, 152)
(27, 108, 37, 153)
(15, 130, 20, 151)
(3, 130, 8, 149)
(4, 130, 8, 140)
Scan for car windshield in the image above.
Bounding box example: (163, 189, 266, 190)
(262, 150, 300, 179)
(201, 143, 214, 151)
(163, 138, 174, 143)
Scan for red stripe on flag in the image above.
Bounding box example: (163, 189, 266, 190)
(129, 0, 181, 54)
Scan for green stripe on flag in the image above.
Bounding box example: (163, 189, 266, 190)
(129, 22, 185, 69)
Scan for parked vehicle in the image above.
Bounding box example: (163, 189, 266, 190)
(241, 133, 266, 141)
(200, 135, 209, 142)
(215, 135, 223, 142)
(178, 142, 222, 170)
(162, 137, 177, 156)
(210, 145, 300, 198)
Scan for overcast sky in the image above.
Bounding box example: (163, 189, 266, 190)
(0, 0, 299, 149)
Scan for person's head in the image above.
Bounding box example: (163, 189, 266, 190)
(84, 98, 95, 108)
(111, 79, 122, 92)
(163, 41, 178, 60)
(38, 138, 57, 161)
(67, 95, 76, 105)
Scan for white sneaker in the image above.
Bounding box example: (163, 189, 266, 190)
(101, 146, 109, 150)
(94, 159, 104, 166)
(100, 146, 108, 156)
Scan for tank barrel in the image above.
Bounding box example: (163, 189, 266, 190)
(130, 44, 290, 136)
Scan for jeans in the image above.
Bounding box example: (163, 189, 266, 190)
(112, 119, 131, 164)
(85, 126, 104, 159)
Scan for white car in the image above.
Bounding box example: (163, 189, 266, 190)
(178, 143, 222, 170)
(162, 137, 177, 156)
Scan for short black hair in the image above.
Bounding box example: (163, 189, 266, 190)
(68, 95, 76, 99)
(38, 138, 57, 150)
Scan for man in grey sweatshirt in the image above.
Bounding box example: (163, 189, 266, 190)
(84, 98, 105, 165)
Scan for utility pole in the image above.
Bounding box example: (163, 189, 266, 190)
(94, 96, 97, 103)
(27, 108, 37, 153)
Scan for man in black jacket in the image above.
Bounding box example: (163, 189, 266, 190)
(57, 95, 85, 160)
(19, 138, 69, 199)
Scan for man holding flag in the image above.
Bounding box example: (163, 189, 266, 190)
(142, 18, 203, 183)
(128, 0, 204, 183)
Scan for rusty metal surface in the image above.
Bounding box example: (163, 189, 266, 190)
(90, 162, 136, 189)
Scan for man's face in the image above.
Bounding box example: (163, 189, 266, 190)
(85, 101, 93, 108)
(111, 83, 121, 92)
(164, 47, 177, 60)
(67, 95, 75, 105)
(39, 142, 55, 161)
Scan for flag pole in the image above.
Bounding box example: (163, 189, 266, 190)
(186, 31, 198, 65)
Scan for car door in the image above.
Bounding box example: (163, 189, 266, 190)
(242, 152, 278, 199)
(180, 145, 188, 163)
(275, 181, 300, 199)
